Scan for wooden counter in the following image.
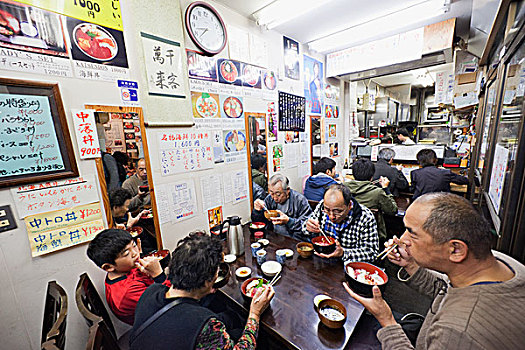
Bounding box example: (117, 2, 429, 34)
(218, 226, 365, 349)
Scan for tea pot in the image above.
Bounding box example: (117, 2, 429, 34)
(224, 216, 244, 256)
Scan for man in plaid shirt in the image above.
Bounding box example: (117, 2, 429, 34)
(302, 183, 379, 263)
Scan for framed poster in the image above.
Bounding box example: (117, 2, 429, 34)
(0, 78, 78, 188)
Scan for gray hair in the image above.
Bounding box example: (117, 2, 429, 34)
(378, 148, 395, 161)
(269, 173, 289, 190)
(414, 193, 493, 260)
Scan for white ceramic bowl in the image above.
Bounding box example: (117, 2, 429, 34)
(261, 260, 282, 277)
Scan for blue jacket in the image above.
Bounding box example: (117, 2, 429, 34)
(304, 174, 338, 201)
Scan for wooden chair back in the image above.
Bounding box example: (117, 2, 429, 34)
(75, 273, 117, 338)
(41, 339, 60, 350)
(85, 320, 121, 350)
(41, 281, 68, 350)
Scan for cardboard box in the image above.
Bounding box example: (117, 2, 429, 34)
(456, 72, 478, 85)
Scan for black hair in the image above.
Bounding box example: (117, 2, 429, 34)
(168, 233, 223, 291)
(416, 149, 437, 167)
(109, 188, 132, 209)
(87, 229, 132, 267)
(112, 151, 129, 165)
(352, 158, 375, 181)
(314, 157, 336, 175)
(251, 154, 266, 170)
(415, 193, 494, 259)
(326, 183, 352, 206)
(396, 128, 410, 137)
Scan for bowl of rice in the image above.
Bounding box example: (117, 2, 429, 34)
(344, 261, 388, 297)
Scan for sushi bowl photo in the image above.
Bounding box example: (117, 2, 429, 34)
(344, 261, 388, 297)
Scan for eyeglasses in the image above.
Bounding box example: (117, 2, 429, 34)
(321, 204, 346, 218)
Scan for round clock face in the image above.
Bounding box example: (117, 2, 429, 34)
(186, 3, 226, 55)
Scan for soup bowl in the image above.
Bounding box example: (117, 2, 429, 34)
(344, 261, 388, 298)
(296, 242, 314, 258)
(317, 298, 347, 329)
(213, 262, 230, 289)
(263, 210, 279, 220)
(311, 236, 336, 255)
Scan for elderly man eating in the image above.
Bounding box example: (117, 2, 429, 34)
(303, 183, 379, 263)
(251, 174, 312, 240)
(345, 193, 525, 350)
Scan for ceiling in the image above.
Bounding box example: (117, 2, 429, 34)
(213, 0, 474, 51)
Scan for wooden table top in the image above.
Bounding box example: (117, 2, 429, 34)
(218, 226, 365, 350)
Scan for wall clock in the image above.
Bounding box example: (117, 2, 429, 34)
(185, 1, 227, 56)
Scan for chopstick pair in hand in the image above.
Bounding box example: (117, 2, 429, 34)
(376, 243, 398, 260)
(268, 273, 281, 287)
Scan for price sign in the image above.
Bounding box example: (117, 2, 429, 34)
(17, 0, 123, 30)
(71, 109, 101, 159)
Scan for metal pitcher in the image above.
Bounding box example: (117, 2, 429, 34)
(225, 216, 244, 256)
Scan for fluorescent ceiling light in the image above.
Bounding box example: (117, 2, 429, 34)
(308, 0, 450, 53)
(253, 0, 332, 30)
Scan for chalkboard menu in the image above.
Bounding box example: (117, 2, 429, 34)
(278, 91, 306, 132)
(0, 78, 78, 188)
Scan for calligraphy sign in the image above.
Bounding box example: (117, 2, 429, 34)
(141, 32, 186, 98)
(24, 202, 105, 257)
(71, 109, 101, 159)
(158, 131, 213, 175)
(0, 78, 78, 188)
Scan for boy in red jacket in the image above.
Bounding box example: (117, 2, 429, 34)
(87, 229, 167, 325)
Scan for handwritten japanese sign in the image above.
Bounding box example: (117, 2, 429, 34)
(0, 93, 65, 178)
(24, 202, 105, 257)
(158, 131, 213, 176)
(10, 175, 100, 219)
(141, 32, 186, 98)
(17, 0, 123, 30)
(71, 109, 101, 159)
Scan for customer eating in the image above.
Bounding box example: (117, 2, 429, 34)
(344, 192, 525, 350)
(130, 233, 274, 350)
(303, 183, 379, 263)
(122, 158, 151, 212)
(252, 173, 312, 240)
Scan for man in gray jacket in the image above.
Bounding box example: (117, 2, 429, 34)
(345, 192, 525, 350)
(252, 174, 312, 240)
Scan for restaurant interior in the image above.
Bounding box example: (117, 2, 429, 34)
(0, 0, 524, 349)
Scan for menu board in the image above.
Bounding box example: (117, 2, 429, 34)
(0, 79, 78, 188)
(488, 144, 509, 214)
(158, 131, 214, 175)
(278, 91, 306, 132)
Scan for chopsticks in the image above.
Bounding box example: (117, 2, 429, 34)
(376, 244, 398, 260)
(371, 179, 381, 185)
(269, 274, 281, 287)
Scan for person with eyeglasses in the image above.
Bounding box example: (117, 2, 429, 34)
(252, 173, 312, 240)
(344, 193, 525, 350)
(302, 183, 379, 263)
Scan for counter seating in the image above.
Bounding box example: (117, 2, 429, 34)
(41, 281, 67, 350)
(86, 320, 120, 350)
(75, 273, 129, 350)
